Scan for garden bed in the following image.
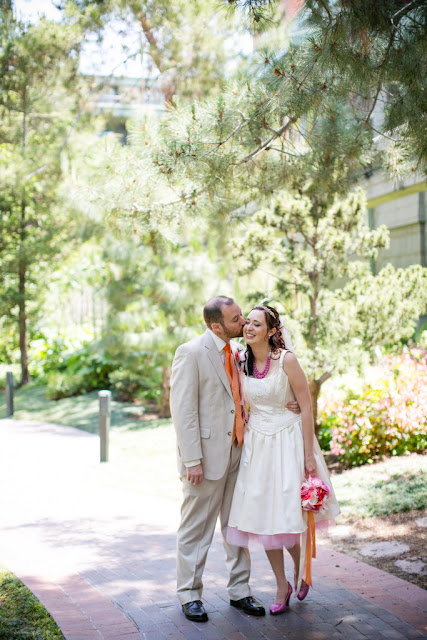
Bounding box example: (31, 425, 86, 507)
(323, 452, 427, 589)
(321, 508, 427, 590)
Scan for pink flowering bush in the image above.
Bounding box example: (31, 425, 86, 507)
(318, 347, 427, 467)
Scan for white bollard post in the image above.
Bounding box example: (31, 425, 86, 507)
(99, 390, 111, 462)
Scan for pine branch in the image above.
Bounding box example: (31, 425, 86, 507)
(315, 370, 332, 386)
(255, 265, 302, 289)
(144, 187, 208, 212)
(367, 122, 399, 142)
(240, 117, 296, 163)
(200, 119, 249, 157)
(364, 83, 382, 127)
(267, 146, 302, 157)
(391, 0, 425, 26)
(317, 0, 333, 24)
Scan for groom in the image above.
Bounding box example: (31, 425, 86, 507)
(170, 296, 265, 622)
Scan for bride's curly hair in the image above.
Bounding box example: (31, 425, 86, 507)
(244, 305, 286, 377)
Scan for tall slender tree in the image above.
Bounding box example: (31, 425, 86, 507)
(0, 13, 84, 384)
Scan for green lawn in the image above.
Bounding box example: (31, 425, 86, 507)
(0, 566, 64, 640)
(330, 453, 427, 521)
(1, 384, 426, 517)
(0, 384, 170, 433)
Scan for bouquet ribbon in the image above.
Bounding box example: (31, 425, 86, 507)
(304, 511, 316, 586)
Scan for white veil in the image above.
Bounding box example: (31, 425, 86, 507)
(279, 315, 295, 352)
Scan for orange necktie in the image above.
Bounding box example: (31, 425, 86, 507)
(224, 344, 244, 446)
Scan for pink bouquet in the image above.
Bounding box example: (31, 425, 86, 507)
(301, 476, 330, 513)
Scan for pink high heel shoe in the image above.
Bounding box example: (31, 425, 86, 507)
(270, 582, 292, 615)
(297, 580, 309, 601)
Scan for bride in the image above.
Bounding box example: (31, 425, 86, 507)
(227, 304, 340, 614)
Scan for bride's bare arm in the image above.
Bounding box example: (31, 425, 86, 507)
(282, 352, 316, 476)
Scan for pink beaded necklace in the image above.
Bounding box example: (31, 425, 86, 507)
(253, 351, 272, 379)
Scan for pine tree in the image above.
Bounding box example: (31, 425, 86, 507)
(235, 186, 427, 428)
(226, 0, 427, 167)
(98, 230, 224, 417)
(0, 13, 84, 384)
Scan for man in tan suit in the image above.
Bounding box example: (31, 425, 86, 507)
(170, 296, 266, 622)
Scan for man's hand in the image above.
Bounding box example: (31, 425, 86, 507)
(286, 400, 301, 414)
(187, 463, 204, 486)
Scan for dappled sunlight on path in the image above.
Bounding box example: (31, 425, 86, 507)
(1, 419, 426, 640)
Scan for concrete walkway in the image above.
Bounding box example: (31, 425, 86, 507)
(0, 418, 426, 640)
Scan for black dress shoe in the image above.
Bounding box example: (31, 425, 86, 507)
(230, 596, 266, 616)
(182, 600, 208, 622)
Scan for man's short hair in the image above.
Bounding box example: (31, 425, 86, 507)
(203, 296, 234, 328)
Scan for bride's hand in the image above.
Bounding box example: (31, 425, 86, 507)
(304, 452, 316, 477)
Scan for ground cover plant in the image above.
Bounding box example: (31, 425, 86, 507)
(0, 566, 64, 640)
(330, 453, 427, 521)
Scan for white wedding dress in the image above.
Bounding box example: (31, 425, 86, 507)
(227, 350, 340, 552)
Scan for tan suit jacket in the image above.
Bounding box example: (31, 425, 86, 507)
(170, 330, 241, 480)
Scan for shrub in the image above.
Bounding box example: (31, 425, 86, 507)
(318, 347, 427, 467)
(109, 361, 162, 404)
(46, 347, 114, 400)
(46, 371, 89, 400)
(27, 328, 97, 382)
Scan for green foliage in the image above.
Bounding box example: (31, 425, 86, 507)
(45, 345, 113, 400)
(0, 319, 18, 369)
(336, 265, 427, 351)
(108, 366, 144, 403)
(88, 230, 225, 412)
(227, 0, 427, 169)
(331, 454, 427, 520)
(0, 383, 168, 433)
(92, 0, 426, 234)
(64, 0, 247, 103)
(0, 13, 87, 384)
(0, 566, 64, 640)
(235, 181, 427, 392)
(317, 421, 332, 452)
(109, 362, 160, 403)
(319, 347, 427, 467)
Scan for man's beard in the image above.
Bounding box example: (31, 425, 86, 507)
(222, 324, 244, 340)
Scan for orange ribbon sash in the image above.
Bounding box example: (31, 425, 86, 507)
(304, 511, 316, 586)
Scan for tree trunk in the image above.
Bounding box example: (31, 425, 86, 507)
(309, 378, 321, 436)
(18, 90, 30, 386)
(137, 13, 176, 106)
(159, 365, 171, 418)
(309, 370, 332, 437)
(18, 233, 30, 385)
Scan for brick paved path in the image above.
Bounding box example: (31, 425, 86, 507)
(1, 419, 426, 640)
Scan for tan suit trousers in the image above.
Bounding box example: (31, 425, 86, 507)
(176, 443, 251, 605)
